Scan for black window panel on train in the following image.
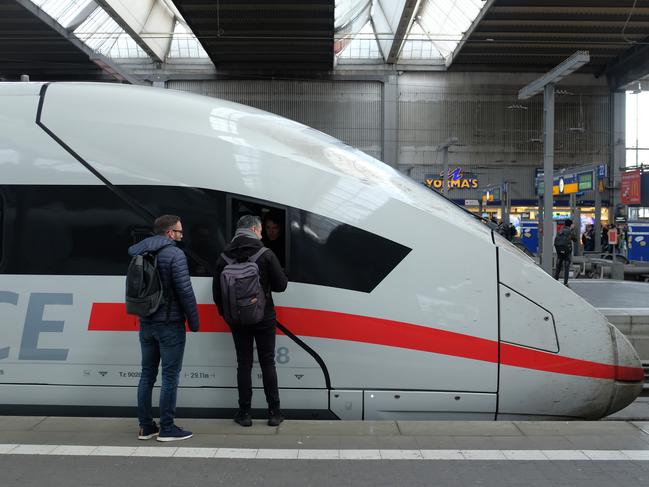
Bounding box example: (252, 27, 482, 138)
(119, 186, 227, 276)
(2, 185, 148, 275)
(288, 209, 411, 293)
(1, 185, 226, 277)
(1, 185, 409, 291)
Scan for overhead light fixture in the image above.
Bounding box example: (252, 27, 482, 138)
(518, 51, 590, 100)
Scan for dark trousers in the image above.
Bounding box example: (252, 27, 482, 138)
(554, 252, 572, 285)
(230, 318, 280, 411)
(137, 321, 186, 431)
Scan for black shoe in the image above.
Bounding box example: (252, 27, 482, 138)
(138, 422, 159, 440)
(234, 409, 252, 427)
(268, 409, 284, 427)
(157, 425, 193, 442)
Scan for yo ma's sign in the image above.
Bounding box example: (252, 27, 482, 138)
(425, 167, 479, 190)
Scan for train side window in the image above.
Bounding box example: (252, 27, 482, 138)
(131, 228, 153, 244)
(121, 186, 227, 277)
(3, 185, 226, 277)
(228, 196, 288, 269)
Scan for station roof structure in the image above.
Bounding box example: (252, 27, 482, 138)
(1, 0, 649, 89)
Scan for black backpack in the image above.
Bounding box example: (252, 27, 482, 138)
(125, 251, 165, 317)
(554, 228, 572, 255)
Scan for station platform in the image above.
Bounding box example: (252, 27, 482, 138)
(2, 416, 649, 486)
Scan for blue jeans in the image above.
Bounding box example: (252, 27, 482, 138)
(137, 321, 186, 431)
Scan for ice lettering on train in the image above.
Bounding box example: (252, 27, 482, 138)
(18, 293, 72, 360)
(0, 291, 19, 360)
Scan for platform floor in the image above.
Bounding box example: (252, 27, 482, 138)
(570, 280, 649, 313)
(3, 416, 649, 486)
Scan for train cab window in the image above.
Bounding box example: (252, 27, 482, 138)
(229, 197, 287, 269)
(289, 210, 411, 293)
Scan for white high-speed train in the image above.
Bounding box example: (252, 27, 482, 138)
(0, 82, 643, 420)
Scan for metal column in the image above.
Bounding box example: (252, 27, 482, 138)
(594, 168, 602, 252)
(541, 83, 555, 274)
(382, 75, 399, 167)
(570, 193, 582, 256)
(441, 146, 449, 196)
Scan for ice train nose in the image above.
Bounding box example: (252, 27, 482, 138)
(605, 326, 644, 416)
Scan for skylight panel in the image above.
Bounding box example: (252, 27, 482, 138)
(168, 21, 209, 59)
(416, 0, 484, 60)
(338, 20, 382, 60)
(400, 21, 443, 60)
(335, 0, 370, 30)
(74, 7, 148, 58)
(108, 33, 150, 59)
(31, 0, 94, 28)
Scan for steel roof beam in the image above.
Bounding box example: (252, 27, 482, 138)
(12, 0, 140, 84)
(446, 0, 495, 68)
(605, 35, 649, 90)
(95, 0, 176, 63)
(373, 0, 420, 64)
(66, 1, 98, 32)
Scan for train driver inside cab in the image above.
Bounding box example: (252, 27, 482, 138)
(262, 211, 285, 268)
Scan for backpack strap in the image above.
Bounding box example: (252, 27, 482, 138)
(221, 252, 235, 265)
(154, 249, 174, 325)
(248, 247, 269, 263)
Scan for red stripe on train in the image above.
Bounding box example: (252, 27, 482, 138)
(87, 303, 644, 382)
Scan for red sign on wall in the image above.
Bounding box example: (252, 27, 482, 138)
(621, 169, 641, 205)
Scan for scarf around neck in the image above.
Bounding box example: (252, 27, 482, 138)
(233, 227, 260, 241)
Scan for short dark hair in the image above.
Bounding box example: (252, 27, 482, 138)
(263, 211, 282, 225)
(237, 214, 261, 230)
(154, 215, 180, 235)
(564, 219, 573, 227)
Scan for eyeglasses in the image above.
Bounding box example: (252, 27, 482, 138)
(170, 229, 183, 235)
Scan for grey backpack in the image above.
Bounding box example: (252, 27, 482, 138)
(220, 247, 269, 326)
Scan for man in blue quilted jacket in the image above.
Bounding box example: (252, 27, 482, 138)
(128, 215, 200, 442)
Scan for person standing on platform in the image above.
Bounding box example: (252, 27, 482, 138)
(213, 215, 288, 427)
(582, 224, 595, 251)
(554, 219, 578, 286)
(128, 215, 200, 442)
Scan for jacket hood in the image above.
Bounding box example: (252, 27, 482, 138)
(224, 235, 263, 261)
(128, 235, 175, 256)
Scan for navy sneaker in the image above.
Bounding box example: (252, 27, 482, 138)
(138, 422, 159, 440)
(268, 409, 284, 427)
(157, 425, 193, 442)
(234, 409, 252, 427)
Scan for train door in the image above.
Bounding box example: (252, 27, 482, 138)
(226, 195, 333, 418)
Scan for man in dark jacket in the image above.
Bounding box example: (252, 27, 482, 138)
(553, 219, 578, 286)
(213, 215, 288, 427)
(128, 214, 199, 442)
